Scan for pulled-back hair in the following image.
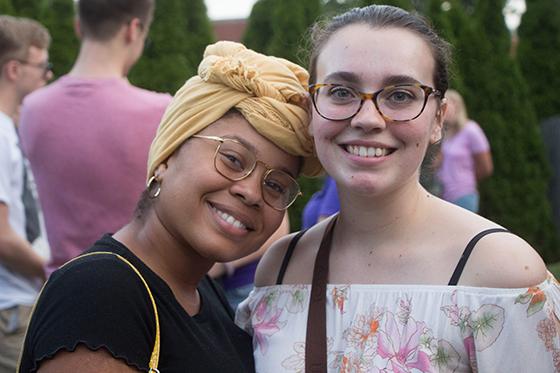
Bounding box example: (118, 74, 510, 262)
(307, 5, 451, 95)
(0, 15, 50, 69)
(77, 0, 155, 41)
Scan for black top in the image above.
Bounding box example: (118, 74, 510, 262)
(19, 235, 255, 373)
(276, 226, 509, 285)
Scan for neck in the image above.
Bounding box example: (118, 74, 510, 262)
(0, 85, 20, 118)
(335, 177, 428, 245)
(113, 213, 212, 297)
(69, 39, 131, 79)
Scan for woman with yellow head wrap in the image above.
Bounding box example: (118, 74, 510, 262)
(18, 41, 319, 373)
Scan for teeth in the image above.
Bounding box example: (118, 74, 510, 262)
(212, 206, 247, 230)
(346, 145, 389, 158)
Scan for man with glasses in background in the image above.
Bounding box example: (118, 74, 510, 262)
(0, 15, 51, 373)
(19, 0, 171, 276)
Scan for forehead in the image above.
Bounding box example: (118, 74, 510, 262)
(316, 24, 436, 88)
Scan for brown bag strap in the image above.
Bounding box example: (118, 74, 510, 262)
(305, 216, 338, 373)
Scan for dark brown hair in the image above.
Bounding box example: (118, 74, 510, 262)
(77, 0, 155, 41)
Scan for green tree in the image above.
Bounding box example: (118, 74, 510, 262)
(455, 0, 559, 261)
(130, 0, 214, 94)
(242, 0, 274, 54)
(0, 0, 14, 14)
(517, 0, 560, 121)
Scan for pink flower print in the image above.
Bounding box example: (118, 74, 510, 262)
(377, 313, 433, 373)
(538, 316, 559, 351)
(463, 336, 478, 373)
(253, 301, 286, 355)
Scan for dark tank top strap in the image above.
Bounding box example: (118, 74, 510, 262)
(448, 228, 509, 286)
(276, 229, 308, 285)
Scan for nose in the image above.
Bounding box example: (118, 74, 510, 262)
(229, 169, 264, 209)
(350, 99, 387, 132)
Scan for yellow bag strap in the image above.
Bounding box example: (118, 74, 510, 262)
(75, 252, 161, 372)
(17, 251, 161, 373)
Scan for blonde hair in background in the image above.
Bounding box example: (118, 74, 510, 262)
(444, 89, 469, 129)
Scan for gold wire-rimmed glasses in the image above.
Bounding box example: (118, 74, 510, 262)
(309, 83, 442, 122)
(192, 135, 301, 211)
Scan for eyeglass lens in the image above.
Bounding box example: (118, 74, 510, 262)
(314, 84, 429, 121)
(214, 140, 300, 210)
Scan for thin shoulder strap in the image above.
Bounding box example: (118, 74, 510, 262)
(448, 228, 509, 286)
(276, 229, 308, 285)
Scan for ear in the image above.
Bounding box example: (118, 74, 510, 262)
(125, 18, 143, 43)
(154, 163, 168, 180)
(2, 60, 20, 82)
(430, 98, 447, 144)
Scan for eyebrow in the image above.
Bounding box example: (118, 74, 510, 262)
(222, 135, 297, 177)
(322, 72, 422, 88)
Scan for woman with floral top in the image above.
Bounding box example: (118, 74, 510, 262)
(236, 5, 560, 372)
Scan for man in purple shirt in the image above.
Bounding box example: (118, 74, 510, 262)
(19, 0, 171, 274)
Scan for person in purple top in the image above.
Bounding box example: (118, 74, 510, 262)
(437, 89, 493, 212)
(302, 175, 340, 229)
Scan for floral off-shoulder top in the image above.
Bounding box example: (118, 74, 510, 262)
(236, 274, 560, 372)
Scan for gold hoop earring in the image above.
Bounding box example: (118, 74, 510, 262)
(146, 176, 161, 198)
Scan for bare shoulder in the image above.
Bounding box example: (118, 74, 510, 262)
(460, 229, 548, 288)
(38, 345, 140, 373)
(254, 232, 298, 287)
(254, 218, 331, 287)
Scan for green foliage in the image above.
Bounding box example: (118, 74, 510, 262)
(0, 0, 15, 14)
(129, 0, 214, 94)
(425, 0, 466, 94)
(517, 0, 560, 121)
(451, 0, 559, 261)
(244, 0, 320, 65)
(242, 0, 274, 54)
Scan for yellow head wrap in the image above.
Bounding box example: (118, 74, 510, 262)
(147, 41, 322, 180)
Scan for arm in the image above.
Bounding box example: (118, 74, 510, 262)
(38, 346, 140, 373)
(473, 151, 493, 181)
(0, 203, 45, 281)
(209, 212, 290, 278)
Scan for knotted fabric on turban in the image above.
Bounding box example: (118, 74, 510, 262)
(147, 41, 322, 180)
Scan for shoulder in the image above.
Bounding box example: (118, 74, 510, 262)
(464, 121, 489, 141)
(255, 218, 332, 286)
(126, 84, 172, 107)
(254, 232, 297, 287)
(460, 229, 548, 288)
(41, 252, 153, 313)
(21, 252, 156, 372)
(427, 199, 546, 288)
